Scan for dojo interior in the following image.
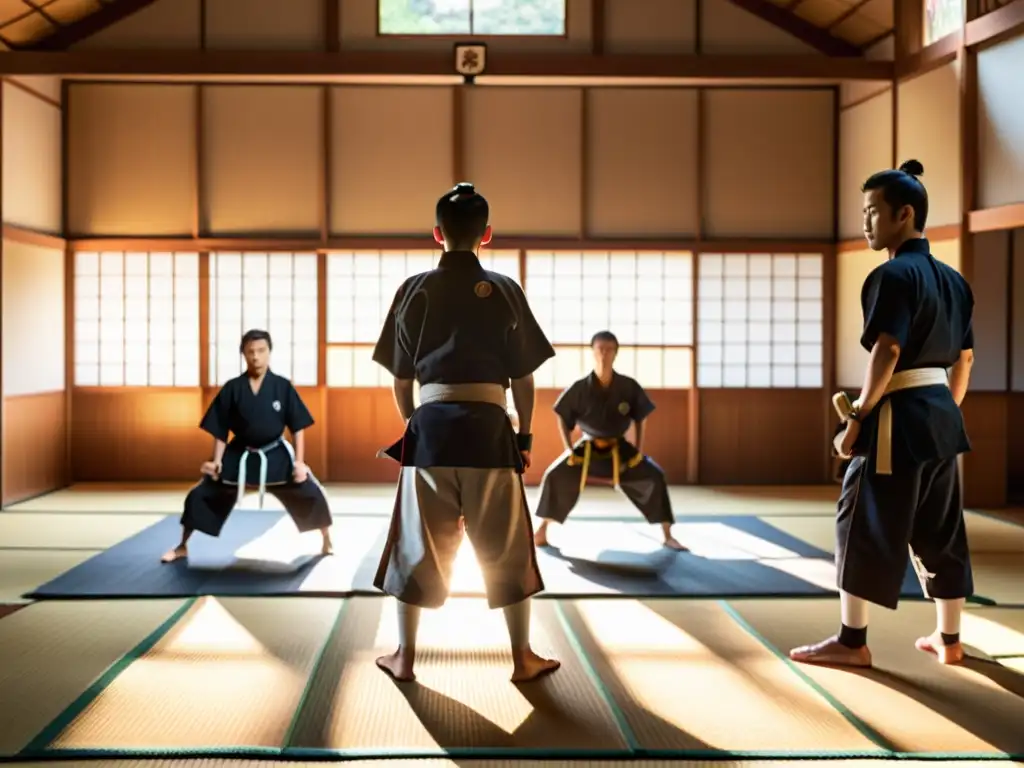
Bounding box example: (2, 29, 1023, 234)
(2, 0, 1024, 765)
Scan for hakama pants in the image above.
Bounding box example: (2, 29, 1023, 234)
(535, 440, 674, 525)
(374, 466, 544, 609)
(180, 472, 332, 538)
(836, 453, 973, 610)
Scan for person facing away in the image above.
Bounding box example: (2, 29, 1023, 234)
(790, 160, 975, 668)
(533, 330, 686, 551)
(161, 329, 334, 563)
(371, 182, 561, 683)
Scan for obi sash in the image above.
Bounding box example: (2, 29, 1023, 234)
(874, 367, 949, 475)
(226, 437, 294, 509)
(570, 436, 644, 493)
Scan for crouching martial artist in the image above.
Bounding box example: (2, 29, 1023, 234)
(790, 160, 975, 668)
(161, 329, 334, 563)
(533, 331, 685, 551)
(372, 182, 560, 683)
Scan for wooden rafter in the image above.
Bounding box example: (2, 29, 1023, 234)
(725, 0, 864, 56)
(17, 0, 160, 51)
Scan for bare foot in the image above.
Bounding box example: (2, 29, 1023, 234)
(789, 636, 872, 668)
(663, 536, 688, 551)
(511, 648, 561, 682)
(915, 632, 965, 664)
(534, 526, 550, 548)
(160, 545, 187, 564)
(321, 536, 333, 556)
(376, 649, 416, 682)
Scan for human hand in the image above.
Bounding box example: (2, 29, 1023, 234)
(520, 450, 532, 470)
(837, 419, 861, 459)
(201, 460, 222, 479)
(293, 461, 309, 483)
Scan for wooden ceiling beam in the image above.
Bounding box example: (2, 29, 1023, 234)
(0, 49, 894, 80)
(15, 0, 160, 51)
(826, 0, 874, 30)
(725, 0, 864, 56)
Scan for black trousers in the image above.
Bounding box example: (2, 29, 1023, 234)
(836, 454, 973, 610)
(180, 475, 333, 538)
(535, 441, 674, 525)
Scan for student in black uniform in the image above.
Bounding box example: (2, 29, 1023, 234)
(533, 331, 685, 551)
(372, 182, 560, 684)
(160, 329, 334, 563)
(790, 160, 975, 668)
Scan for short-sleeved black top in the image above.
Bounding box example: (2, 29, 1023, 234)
(552, 371, 655, 439)
(857, 237, 973, 466)
(372, 250, 555, 469)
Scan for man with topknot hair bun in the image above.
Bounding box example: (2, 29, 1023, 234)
(790, 160, 977, 669)
(370, 182, 560, 683)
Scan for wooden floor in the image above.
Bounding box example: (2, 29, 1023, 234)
(0, 484, 1022, 767)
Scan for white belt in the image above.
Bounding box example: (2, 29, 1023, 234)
(232, 438, 294, 509)
(418, 382, 507, 408)
(875, 368, 948, 475)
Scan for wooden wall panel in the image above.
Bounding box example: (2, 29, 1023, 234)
(840, 36, 894, 108)
(838, 91, 893, 240)
(73, 0, 201, 49)
(703, 89, 835, 238)
(1013, 229, 1024, 392)
(699, 389, 826, 484)
(961, 393, 1008, 509)
(1, 241, 64, 397)
(586, 88, 699, 237)
(977, 32, 1024, 209)
(201, 86, 322, 236)
(896, 63, 962, 227)
(7, 76, 62, 105)
(462, 88, 582, 236)
(204, 0, 324, 50)
(1009, 393, 1024, 500)
(701, 0, 818, 54)
(67, 84, 196, 236)
(330, 86, 453, 235)
(2, 391, 67, 506)
(326, 387, 691, 487)
(340, 0, 593, 53)
(603, 0, 697, 54)
(1, 82, 61, 233)
(72, 389, 209, 481)
(931, 237, 961, 273)
(970, 230, 1009, 391)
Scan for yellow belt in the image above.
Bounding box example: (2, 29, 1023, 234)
(571, 437, 644, 492)
(874, 367, 949, 475)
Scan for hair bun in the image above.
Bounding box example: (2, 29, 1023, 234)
(452, 182, 476, 195)
(899, 159, 924, 177)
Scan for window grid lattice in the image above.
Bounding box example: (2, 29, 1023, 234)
(378, 0, 567, 36)
(73, 251, 199, 387)
(208, 253, 319, 387)
(526, 251, 694, 389)
(326, 250, 520, 387)
(696, 253, 824, 389)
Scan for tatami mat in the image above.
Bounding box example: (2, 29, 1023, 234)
(0, 599, 188, 756)
(287, 597, 629, 753)
(0, 550, 99, 603)
(557, 599, 881, 753)
(43, 597, 342, 751)
(726, 599, 1024, 755)
(0, 512, 168, 550)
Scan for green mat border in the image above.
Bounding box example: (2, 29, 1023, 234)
(11, 595, 1024, 764)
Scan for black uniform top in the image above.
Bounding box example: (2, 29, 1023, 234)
(858, 237, 973, 467)
(553, 371, 656, 440)
(372, 250, 555, 470)
(200, 369, 314, 484)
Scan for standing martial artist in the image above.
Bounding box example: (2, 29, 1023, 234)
(790, 160, 975, 667)
(161, 329, 334, 563)
(533, 331, 685, 551)
(371, 182, 560, 683)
